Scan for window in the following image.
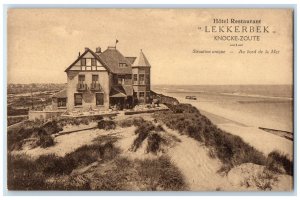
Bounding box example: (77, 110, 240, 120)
(139, 92, 145, 98)
(133, 74, 137, 81)
(118, 75, 125, 85)
(96, 93, 104, 105)
(139, 74, 145, 84)
(81, 58, 86, 66)
(146, 74, 150, 84)
(92, 75, 99, 82)
(124, 75, 132, 85)
(74, 93, 83, 106)
(57, 98, 67, 107)
(119, 63, 127, 67)
(78, 75, 85, 82)
(91, 58, 96, 66)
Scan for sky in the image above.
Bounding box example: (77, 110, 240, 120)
(7, 9, 293, 85)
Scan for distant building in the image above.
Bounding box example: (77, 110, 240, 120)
(52, 46, 152, 111)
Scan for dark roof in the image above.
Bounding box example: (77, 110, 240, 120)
(98, 47, 132, 74)
(125, 57, 137, 65)
(52, 89, 67, 98)
(65, 48, 111, 72)
(110, 85, 133, 97)
(133, 50, 151, 67)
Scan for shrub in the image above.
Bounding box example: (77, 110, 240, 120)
(42, 120, 63, 135)
(7, 127, 39, 151)
(146, 133, 165, 154)
(98, 120, 116, 130)
(118, 117, 146, 128)
(137, 156, 187, 190)
(154, 124, 164, 132)
(37, 134, 54, 148)
(266, 151, 293, 175)
(131, 120, 156, 151)
(7, 154, 46, 190)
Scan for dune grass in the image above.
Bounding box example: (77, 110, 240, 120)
(266, 151, 293, 175)
(154, 103, 293, 174)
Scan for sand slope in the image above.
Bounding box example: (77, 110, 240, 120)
(218, 123, 293, 160)
(164, 127, 232, 191)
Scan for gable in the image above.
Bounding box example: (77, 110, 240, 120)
(65, 49, 110, 72)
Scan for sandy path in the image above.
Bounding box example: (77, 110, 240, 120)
(165, 128, 234, 191)
(218, 123, 293, 159)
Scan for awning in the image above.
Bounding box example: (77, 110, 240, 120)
(52, 89, 67, 98)
(110, 86, 133, 98)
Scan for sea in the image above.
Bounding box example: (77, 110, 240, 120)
(152, 85, 294, 133)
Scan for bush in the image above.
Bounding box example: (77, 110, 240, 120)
(7, 127, 39, 151)
(98, 120, 116, 130)
(137, 156, 187, 190)
(146, 133, 165, 154)
(131, 121, 156, 151)
(42, 120, 63, 135)
(37, 134, 54, 148)
(118, 117, 146, 128)
(266, 151, 293, 175)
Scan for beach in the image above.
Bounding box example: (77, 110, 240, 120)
(153, 85, 293, 160)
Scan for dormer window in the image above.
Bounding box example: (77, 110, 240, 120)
(119, 63, 127, 67)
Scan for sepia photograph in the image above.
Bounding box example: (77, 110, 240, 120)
(6, 8, 294, 192)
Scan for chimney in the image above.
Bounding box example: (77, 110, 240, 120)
(78, 52, 81, 57)
(96, 47, 102, 54)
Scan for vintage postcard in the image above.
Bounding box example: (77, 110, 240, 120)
(7, 8, 294, 192)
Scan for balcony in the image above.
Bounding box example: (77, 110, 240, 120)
(77, 82, 87, 92)
(90, 82, 102, 91)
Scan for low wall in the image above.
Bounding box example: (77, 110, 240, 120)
(28, 110, 65, 121)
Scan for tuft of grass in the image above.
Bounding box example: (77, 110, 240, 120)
(266, 151, 293, 175)
(137, 156, 187, 191)
(98, 120, 116, 130)
(37, 134, 54, 148)
(131, 120, 156, 152)
(146, 133, 165, 154)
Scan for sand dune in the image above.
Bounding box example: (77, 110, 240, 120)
(218, 123, 293, 159)
(166, 128, 232, 191)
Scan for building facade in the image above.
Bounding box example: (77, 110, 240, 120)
(52, 46, 152, 111)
